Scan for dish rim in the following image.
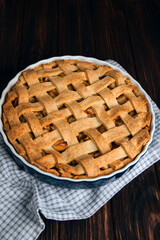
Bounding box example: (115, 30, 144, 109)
(0, 55, 155, 183)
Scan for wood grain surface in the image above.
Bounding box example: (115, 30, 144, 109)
(0, 0, 160, 239)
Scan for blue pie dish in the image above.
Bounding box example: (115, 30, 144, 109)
(0, 56, 155, 189)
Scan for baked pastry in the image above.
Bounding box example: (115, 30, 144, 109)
(2, 59, 151, 178)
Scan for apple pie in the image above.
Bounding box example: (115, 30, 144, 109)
(2, 59, 151, 178)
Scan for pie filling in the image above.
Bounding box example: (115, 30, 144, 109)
(2, 59, 151, 179)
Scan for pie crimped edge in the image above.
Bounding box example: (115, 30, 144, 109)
(0, 56, 155, 182)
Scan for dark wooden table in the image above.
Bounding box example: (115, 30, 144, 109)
(0, 0, 160, 239)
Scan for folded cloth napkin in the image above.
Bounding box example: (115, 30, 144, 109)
(0, 60, 160, 240)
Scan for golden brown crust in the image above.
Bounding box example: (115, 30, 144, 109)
(2, 59, 151, 178)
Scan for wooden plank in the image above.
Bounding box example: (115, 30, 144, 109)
(123, 0, 160, 188)
(58, 0, 95, 56)
(0, 0, 25, 94)
(88, 1, 147, 240)
(52, 0, 115, 239)
(38, 0, 115, 238)
(39, 206, 114, 240)
(19, 0, 58, 70)
(90, 0, 136, 75)
(111, 166, 160, 240)
(123, 0, 160, 106)
(38, 217, 59, 240)
(19, 2, 59, 239)
(110, 0, 160, 239)
(90, 1, 160, 240)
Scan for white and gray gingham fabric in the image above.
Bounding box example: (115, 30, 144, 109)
(0, 60, 160, 240)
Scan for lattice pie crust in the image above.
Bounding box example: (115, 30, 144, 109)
(2, 59, 151, 178)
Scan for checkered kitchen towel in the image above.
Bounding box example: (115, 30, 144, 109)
(0, 60, 160, 240)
